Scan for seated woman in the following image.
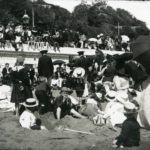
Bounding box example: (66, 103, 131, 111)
(53, 87, 86, 120)
(94, 56, 116, 93)
(104, 90, 131, 131)
(19, 98, 46, 130)
(79, 91, 105, 126)
(51, 74, 60, 90)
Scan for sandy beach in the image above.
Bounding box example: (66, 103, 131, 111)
(1, 103, 150, 150)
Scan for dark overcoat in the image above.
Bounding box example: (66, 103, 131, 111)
(38, 55, 54, 78)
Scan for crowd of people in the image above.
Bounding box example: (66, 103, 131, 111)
(0, 22, 130, 52)
(1, 31, 150, 148)
(2, 34, 150, 148)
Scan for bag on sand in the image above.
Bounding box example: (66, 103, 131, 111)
(93, 114, 105, 126)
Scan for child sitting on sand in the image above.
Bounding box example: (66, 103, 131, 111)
(112, 101, 140, 148)
(79, 91, 105, 126)
(19, 98, 46, 130)
(53, 87, 86, 120)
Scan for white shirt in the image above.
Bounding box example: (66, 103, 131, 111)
(113, 75, 129, 91)
(51, 79, 59, 87)
(19, 109, 36, 129)
(87, 98, 98, 105)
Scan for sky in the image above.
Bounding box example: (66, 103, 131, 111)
(44, 0, 150, 29)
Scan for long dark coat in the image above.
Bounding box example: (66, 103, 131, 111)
(38, 55, 54, 78)
(116, 117, 140, 147)
(11, 67, 33, 103)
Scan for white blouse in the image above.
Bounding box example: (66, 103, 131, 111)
(19, 109, 36, 129)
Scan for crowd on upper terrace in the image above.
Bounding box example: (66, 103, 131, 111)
(0, 22, 130, 52)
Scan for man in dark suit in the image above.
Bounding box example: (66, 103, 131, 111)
(74, 51, 87, 70)
(2, 63, 11, 85)
(38, 49, 54, 86)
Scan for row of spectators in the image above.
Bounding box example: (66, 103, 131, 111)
(0, 22, 130, 51)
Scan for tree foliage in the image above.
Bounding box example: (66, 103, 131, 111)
(0, 0, 149, 38)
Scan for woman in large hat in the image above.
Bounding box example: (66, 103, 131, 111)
(11, 56, 33, 116)
(104, 91, 129, 131)
(130, 35, 150, 129)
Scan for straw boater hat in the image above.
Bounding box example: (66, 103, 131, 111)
(23, 98, 38, 108)
(72, 67, 85, 78)
(105, 91, 117, 102)
(123, 102, 139, 114)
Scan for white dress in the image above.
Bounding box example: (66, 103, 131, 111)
(104, 101, 126, 126)
(0, 85, 15, 112)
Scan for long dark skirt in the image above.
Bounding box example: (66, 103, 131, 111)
(11, 84, 33, 104)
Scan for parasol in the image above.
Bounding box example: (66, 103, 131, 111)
(88, 38, 97, 42)
(53, 60, 66, 65)
(121, 35, 130, 43)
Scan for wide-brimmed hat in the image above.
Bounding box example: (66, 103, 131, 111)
(23, 98, 38, 108)
(114, 53, 133, 73)
(125, 60, 148, 83)
(72, 67, 85, 78)
(105, 91, 117, 102)
(67, 63, 75, 68)
(113, 76, 130, 90)
(61, 87, 72, 94)
(123, 102, 139, 114)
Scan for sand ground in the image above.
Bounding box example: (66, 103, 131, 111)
(1, 90, 150, 150)
(0, 111, 150, 150)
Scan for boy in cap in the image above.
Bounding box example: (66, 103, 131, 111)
(53, 87, 86, 120)
(112, 102, 140, 148)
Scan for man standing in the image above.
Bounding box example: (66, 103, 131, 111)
(38, 49, 54, 86)
(74, 51, 87, 70)
(2, 63, 12, 85)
